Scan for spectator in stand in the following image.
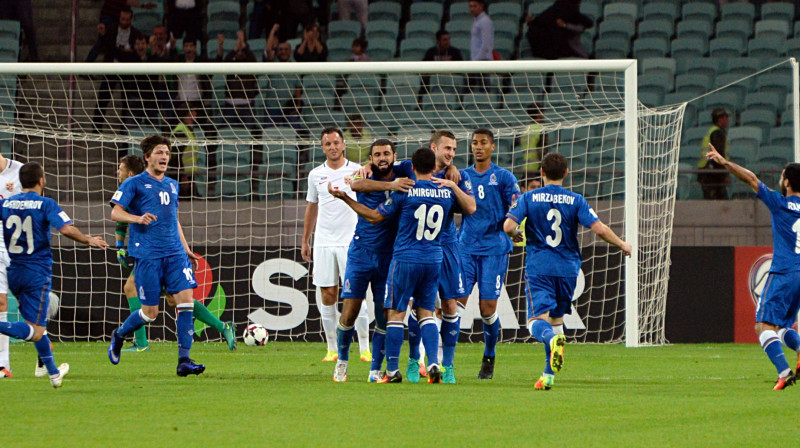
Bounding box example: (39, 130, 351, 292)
(263, 24, 293, 62)
(343, 114, 372, 163)
(526, 0, 593, 60)
(337, 0, 368, 33)
(167, 0, 203, 53)
(87, 0, 153, 62)
(294, 23, 327, 62)
(171, 102, 201, 199)
(170, 38, 211, 107)
(149, 25, 170, 59)
(698, 108, 732, 200)
(0, 0, 37, 61)
(119, 34, 167, 127)
(251, 1, 313, 42)
(468, 0, 494, 92)
(418, 30, 464, 104)
(349, 36, 370, 62)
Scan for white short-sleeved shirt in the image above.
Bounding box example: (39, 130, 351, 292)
(0, 159, 23, 265)
(306, 159, 360, 248)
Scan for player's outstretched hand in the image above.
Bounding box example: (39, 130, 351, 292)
(356, 164, 373, 180)
(87, 236, 109, 249)
(137, 213, 157, 225)
(706, 143, 725, 165)
(431, 177, 456, 190)
(188, 251, 200, 272)
(620, 241, 633, 257)
(116, 246, 129, 269)
(327, 182, 348, 199)
(391, 177, 415, 192)
(444, 164, 462, 184)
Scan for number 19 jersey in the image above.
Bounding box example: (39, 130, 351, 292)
(377, 180, 456, 263)
(110, 172, 184, 260)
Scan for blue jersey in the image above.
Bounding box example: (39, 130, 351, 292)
(459, 163, 520, 255)
(351, 162, 415, 254)
(757, 181, 800, 274)
(377, 179, 456, 263)
(506, 184, 599, 277)
(110, 172, 183, 259)
(0, 191, 72, 272)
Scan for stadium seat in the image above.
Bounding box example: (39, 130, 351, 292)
(594, 37, 630, 59)
(715, 18, 752, 46)
(597, 18, 635, 41)
(640, 57, 676, 79)
(366, 20, 399, 41)
(494, 37, 515, 60)
(369, 37, 396, 60)
(740, 109, 777, 134)
(709, 37, 744, 58)
(133, 8, 163, 33)
(328, 20, 361, 41)
(493, 19, 519, 40)
(400, 37, 433, 60)
(676, 19, 713, 41)
(446, 18, 473, 40)
(368, 1, 401, 22)
(712, 72, 748, 104)
(637, 19, 674, 41)
(761, 2, 795, 22)
(748, 37, 784, 58)
(670, 37, 706, 59)
(681, 3, 717, 22)
(633, 37, 669, 59)
(769, 126, 794, 148)
(676, 58, 719, 78)
(0, 37, 17, 62)
(702, 91, 741, 119)
(754, 19, 791, 41)
(638, 72, 674, 98)
(603, 3, 637, 22)
(579, 0, 601, 22)
(207, 19, 240, 40)
(449, 2, 472, 21)
(728, 125, 763, 156)
(405, 19, 440, 41)
(744, 91, 783, 115)
(491, 2, 523, 23)
(641, 2, 679, 22)
(720, 2, 755, 25)
(409, 2, 444, 22)
(724, 58, 762, 77)
(675, 73, 712, 97)
(638, 90, 662, 107)
(0, 20, 19, 41)
(207, 1, 240, 22)
(682, 125, 708, 148)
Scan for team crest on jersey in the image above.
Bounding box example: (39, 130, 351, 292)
(489, 173, 498, 186)
(384, 197, 393, 206)
(5, 182, 13, 192)
(464, 180, 472, 191)
(343, 279, 352, 294)
(171, 183, 177, 195)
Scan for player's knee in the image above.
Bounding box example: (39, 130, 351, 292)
(165, 294, 177, 307)
(0, 294, 7, 312)
(123, 282, 137, 298)
(30, 325, 46, 341)
(142, 307, 159, 321)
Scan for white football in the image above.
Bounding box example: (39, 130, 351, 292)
(243, 323, 268, 346)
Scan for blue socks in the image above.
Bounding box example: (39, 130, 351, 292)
(336, 323, 355, 362)
(34, 334, 59, 375)
(0, 321, 34, 340)
(482, 312, 500, 358)
(419, 316, 439, 366)
(118, 309, 148, 339)
(760, 330, 791, 376)
(385, 321, 404, 372)
(529, 319, 556, 375)
(441, 312, 459, 367)
(176, 303, 194, 360)
(407, 311, 421, 361)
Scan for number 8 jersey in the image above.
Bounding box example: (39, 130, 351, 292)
(110, 172, 183, 260)
(506, 184, 598, 277)
(377, 180, 456, 264)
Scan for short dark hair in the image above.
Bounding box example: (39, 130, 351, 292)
(711, 108, 729, 123)
(370, 138, 395, 154)
(541, 152, 568, 181)
(436, 30, 450, 40)
(352, 36, 368, 50)
(783, 162, 800, 192)
(19, 162, 44, 189)
(140, 134, 171, 158)
(120, 154, 145, 175)
(411, 147, 436, 174)
(183, 38, 197, 47)
(430, 130, 456, 146)
(120, 7, 133, 16)
(321, 127, 344, 141)
(472, 127, 494, 143)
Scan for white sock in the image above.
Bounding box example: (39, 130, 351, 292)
(436, 316, 443, 362)
(320, 304, 338, 353)
(355, 300, 370, 353)
(553, 324, 564, 335)
(0, 312, 8, 369)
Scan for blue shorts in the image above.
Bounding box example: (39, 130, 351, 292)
(439, 242, 467, 300)
(524, 272, 576, 320)
(461, 253, 509, 300)
(385, 259, 439, 313)
(341, 245, 392, 302)
(756, 271, 800, 328)
(134, 254, 198, 306)
(8, 265, 51, 326)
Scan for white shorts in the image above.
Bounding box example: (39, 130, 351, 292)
(312, 246, 349, 288)
(0, 263, 7, 295)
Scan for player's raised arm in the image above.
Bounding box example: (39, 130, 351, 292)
(110, 204, 157, 225)
(327, 182, 386, 224)
(351, 176, 415, 193)
(707, 142, 760, 192)
(59, 224, 109, 249)
(431, 177, 476, 214)
(589, 221, 632, 257)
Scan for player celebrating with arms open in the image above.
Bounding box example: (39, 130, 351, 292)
(108, 135, 205, 377)
(706, 143, 800, 390)
(504, 152, 631, 390)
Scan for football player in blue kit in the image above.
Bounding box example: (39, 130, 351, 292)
(329, 147, 458, 383)
(107, 134, 205, 377)
(459, 128, 522, 379)
(0, 162, 108, 388)
(504, 152, 631, 390)
(706, 143, 800, 390)
(332, 139, 415, 383)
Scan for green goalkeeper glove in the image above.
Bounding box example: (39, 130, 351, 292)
(115, 241, 129, 269)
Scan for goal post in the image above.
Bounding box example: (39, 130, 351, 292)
(0, 60, 680, 346)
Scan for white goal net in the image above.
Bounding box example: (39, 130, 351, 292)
(0, 60, 681, 346)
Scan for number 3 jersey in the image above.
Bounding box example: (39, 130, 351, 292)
(506, 184, 598, 277)
(377, 179, 456, 264)
(0, 191, 72, 271)
(110, 172, 183, 260)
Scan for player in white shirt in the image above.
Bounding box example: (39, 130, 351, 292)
(0, 153, 23, 378)
(302, 127, 372, 362)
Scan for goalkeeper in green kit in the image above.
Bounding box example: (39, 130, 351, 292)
(114, 155, 236, 352)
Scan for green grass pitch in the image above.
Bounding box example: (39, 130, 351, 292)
(2, 341, 797, 447)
